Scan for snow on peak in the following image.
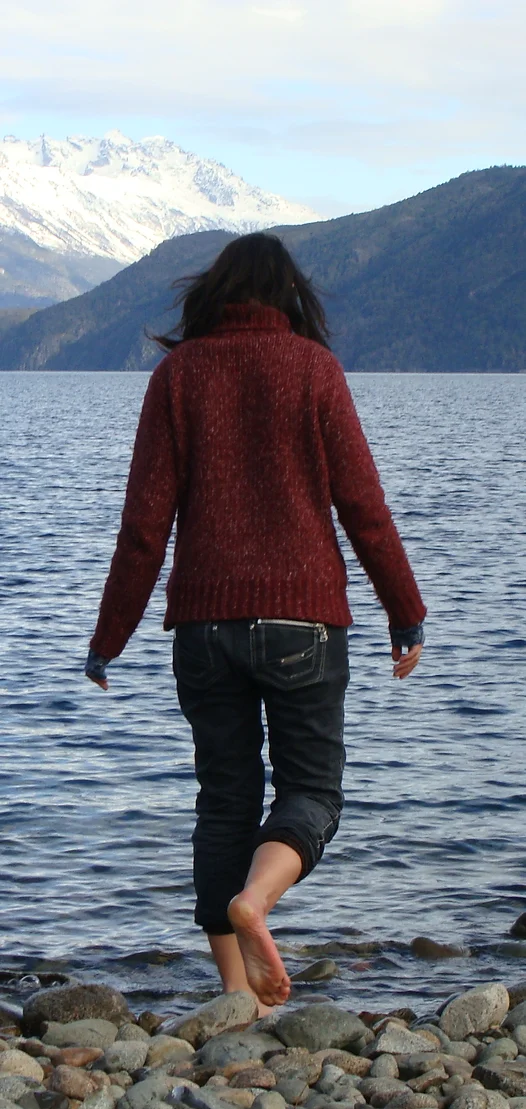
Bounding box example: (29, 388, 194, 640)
(0, 132, 320, 264)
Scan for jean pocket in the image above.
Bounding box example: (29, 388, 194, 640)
(173, 623, 226, 690)
(256, 620, 327, 689)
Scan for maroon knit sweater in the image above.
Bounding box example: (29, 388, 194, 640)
(91, 303, 426, 659)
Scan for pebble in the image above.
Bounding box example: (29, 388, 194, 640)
(512, 1030, 526, 1054)
(275, 1006, 368, 1053)
(274, 1076, 310, 1103)
(117, 1072, 184, 1109)
(504, 1008, 526, 1034)
(42, 1021, 119, 1050)
(372, 1027, 441, 1057)
(49, 1065, 98, 1100)
(477, 1040, 519, 1064)
(53, 1047, 104, 1067)
(83, 1092, 120, 1109)
(162, 995, 258, 1050)
(291, 962, 340, 984)
(146, 1038, 195, 1069)
(198, 1035, 281, 1070)
(370, 1058, 399, 1079)
(0, 1076, 37, 1102)
(251, 1094, 286, 1109)
(267, 1048, 322, 1086)
(472, 1060, 526, 1098)
(229, 1070, 275, 1090)
(312, 1053, 371, 1078)
(439, 987, 510, 1041)
(23, 986, 130, 1037)
(410, 939, 468, 960)
(383, 1096, 439, 1109)
(448, 1045, 478, 1063)
(102, 1042, 150, 1074)
(358, 1078, 409, 1105)
(0, 1054, 44, 1083)
(117, 1028, 152, 1045)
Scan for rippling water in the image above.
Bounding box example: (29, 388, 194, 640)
(1, 371, 525, 1018)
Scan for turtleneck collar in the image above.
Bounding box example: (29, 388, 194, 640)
(212, 302, 292, 334)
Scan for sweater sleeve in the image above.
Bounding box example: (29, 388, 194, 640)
(318, 355, 426, 630)
(90, 357, 179, 659)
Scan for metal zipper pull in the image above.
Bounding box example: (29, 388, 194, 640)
(317, 623, 328, 642)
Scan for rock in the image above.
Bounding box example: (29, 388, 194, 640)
(508, 1101, 526, 1109)
(0, 1055, 44, 1084)
(291, 962, 340, 984)
(504, 1005, 526, 1032)
(116, 1027, 151, 1045)
(267, 1049, 322, 1086)
(512, 1028, 526, 1053)
(110, 1075, 134, 1091)
(440, 1056, 474, 1078)
(198, 1034, 281, 1070)
(358, 1078, 409, 1105)
(312, 1053, 371, 1078)
(510, 916, 526, 940)
(398, 1055, 442, 1080)
(84, 1093, 119, 1109)
(370, 1058, 399, 1079)
(117, 1073, 185, 1109)
(383, 1096, 439, 1109)
(0, 1077, 36, 1102)
(472, 1060, 526, 1098)
(275, 1006, 368, 1053)
(14, 1044, 57, 1063)
(42, 1020, 119, 1049)
(410, 1026, 451, 1050)
(440, 987, 510, 1041)
(176, 1089, 253, 1109)
(411, 939, 468, 960)
(162, 995, 258, 1049)
(217, 1093, 255, 1108)
(223, 1066, 264, 1082)
(0, 1100, 28, 1109)
(103, 1042, 150, 1074)
(18, 1095, 69, 1109)
(146, 1037, 195, 1069)
(49, 1065, 98, 1100)
(251, 1095, 286, 1109)
(23, 986, 130, 1036)
(137, 1015, 164, 1036)
(407, 1069, 447, 1093)
(316, 1066, 346, 1093)
(229, 1071, 275, 1091)
(373, 1026, 442, 1057)
(274, 1077, 310, 1103)
(478, 1039, 518, 1063)
(449, 1091, 509, 1109)
(53, 1047, 104, 1067)
(447, 1045, 478, 1063)
(206, 1079, 229, 1089)
(508, 985, 526, 1010)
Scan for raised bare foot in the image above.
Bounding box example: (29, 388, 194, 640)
(227, 891, 290, 1007)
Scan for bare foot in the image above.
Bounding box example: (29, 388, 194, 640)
(228, 891, 290, 1007)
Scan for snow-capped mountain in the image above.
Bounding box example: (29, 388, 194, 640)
(0, 131, 320, 265)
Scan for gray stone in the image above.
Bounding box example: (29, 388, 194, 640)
(146, 1037, 195, 1069)
(275, 1006, 368, 1053)
(447, 1044, 478, 1063)
(117, 1073, 184, 1109)
(399, 1055, 442, 1080)
(449, 1091, 509, 1109)
(0, 1055, 44, 1083)
(84, 1092, 120, 1109)
(317, 1067, 346, 1093)
(329, 1077, 365, 1102)
(18, 1095, 68, 1109)
(406, 1068, 447, 1093)
(162, 994, 258, 1049)
(508, 1101, 526, 1109)
(373, 1027, 441, 1057)
(251, 1095, 286, 1109)
(42, 1019, 119, 1049)
(383, 1096, 439, 1109)
(198, 1033, 281, 1069)
(290, 962, 340, 984)
(509, 985, 526, 1010)
(513, 1029, 526, 1054)
(268, 1050, 321, 1086)
(0, 1100, 23, 1109)
(358, 1078, 409, 1105)
(472, 1060, 526, 1098)
(116, 1026, 152, 1044)
(370, 1058, 399, 1079)
(274, 1077, 310, 1103)
(411, 1026, 451, 1051)
(0, 1079, 37, 1104)
(23, 986, 130, 1036)
(440, 1055, 474, 1078)
(103, 1041, 150, 1074)
(439, 986, 510, 1041)
(478, 1039, 518, 1063)
(505, 1006, 526, 1033)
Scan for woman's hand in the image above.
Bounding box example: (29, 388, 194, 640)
(85, 649, 110, 690)
(392, 643, 423, 679)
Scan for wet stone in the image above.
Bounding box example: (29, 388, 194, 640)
(23, 986, 130, 1037)
(290, 962, 340, 984)
(275, 1006, 368, 1054)
(410, 939, 468, 960)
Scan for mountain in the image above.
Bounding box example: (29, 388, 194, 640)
(0, 131, 319, 308)
(2, 165, 526, 373)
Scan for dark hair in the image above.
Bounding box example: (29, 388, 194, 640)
(154, 232, 330, 349)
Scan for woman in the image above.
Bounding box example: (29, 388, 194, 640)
(86, 232, 426, 1013)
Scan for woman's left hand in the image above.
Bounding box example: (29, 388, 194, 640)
(85, 649, 110, 690)
(392, 643, 423, 679)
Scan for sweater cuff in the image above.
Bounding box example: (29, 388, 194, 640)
(85, 648, 111, 681)
(389, 621, 425, 649)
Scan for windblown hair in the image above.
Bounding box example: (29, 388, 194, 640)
(154, 232, 330, 350)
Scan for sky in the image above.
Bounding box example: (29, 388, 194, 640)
(1, 0, 525, 218)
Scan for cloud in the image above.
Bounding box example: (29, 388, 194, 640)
(1, 0, 526, 175)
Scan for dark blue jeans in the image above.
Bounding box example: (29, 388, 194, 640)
(173, 618, 349, 934)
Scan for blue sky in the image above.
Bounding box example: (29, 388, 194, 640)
(1, 0, 525, 218)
